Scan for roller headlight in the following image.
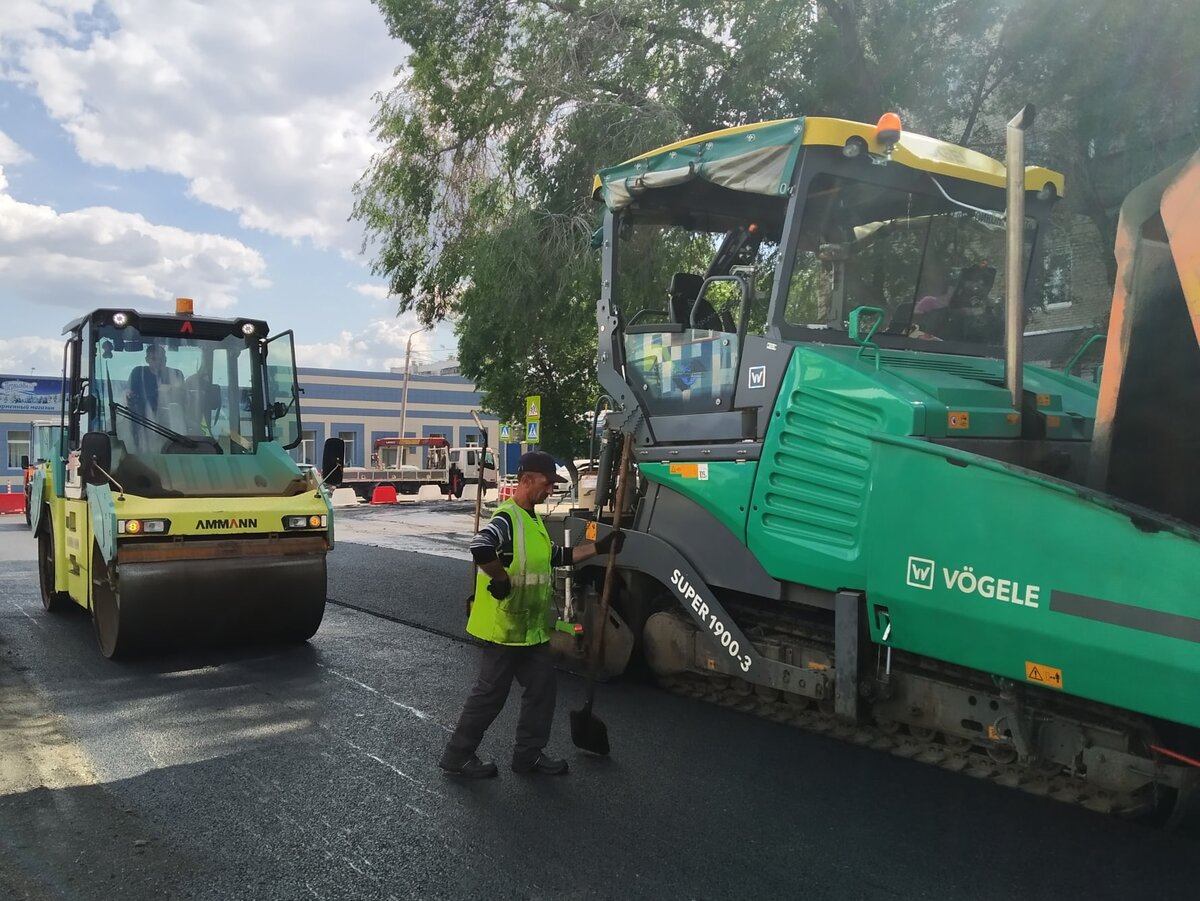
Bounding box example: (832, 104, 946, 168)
(283, 514, 326, 529)
(118, 518, 169, 535)
(112, 311, 130, 327)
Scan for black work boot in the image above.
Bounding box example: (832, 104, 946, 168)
(439, 754, 498, 779)
(512, 753, 568, 775)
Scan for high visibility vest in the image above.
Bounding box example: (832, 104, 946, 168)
(467, 499, 554, 646)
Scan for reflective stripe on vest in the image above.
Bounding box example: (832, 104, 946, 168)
(466, 499, 554, 646)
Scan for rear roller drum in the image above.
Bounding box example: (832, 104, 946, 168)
(37, 520, 69, 613)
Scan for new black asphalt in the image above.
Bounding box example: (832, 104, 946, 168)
(1, 514, 1197, 900)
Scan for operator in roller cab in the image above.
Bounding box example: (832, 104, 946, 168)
(97, 317, 267, 459)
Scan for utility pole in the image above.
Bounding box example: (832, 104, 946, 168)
(398, 325, 431, 466)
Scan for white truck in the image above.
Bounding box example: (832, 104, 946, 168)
(340, 437, 497, 499)
(340, 436, 451, 499)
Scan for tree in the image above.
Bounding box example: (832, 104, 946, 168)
(988, 0, 1200, 283)
(354, 0, 843, 464)
(452, 207, 599, 468)
(354, 0, 1199, 450)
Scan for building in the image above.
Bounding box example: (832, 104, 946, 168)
(0, 376, 61, 491)
(293, 365, 497, 468)
(408, 358, 462, 377)
(0, 366, 498, 480)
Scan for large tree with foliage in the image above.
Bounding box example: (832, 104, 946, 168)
(354, 0, 1198, 461)
(355, 0, 840, 465)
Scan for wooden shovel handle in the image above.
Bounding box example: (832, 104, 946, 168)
(589, 431, 635, 681)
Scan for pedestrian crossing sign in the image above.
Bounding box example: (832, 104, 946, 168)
(526, 421, 539, 443)
(499, 424, 511, 440)
(526, 395, 541, 421)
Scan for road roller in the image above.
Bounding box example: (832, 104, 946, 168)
(31, 298, 346, 658)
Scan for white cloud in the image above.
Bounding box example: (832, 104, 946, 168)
(0, 335, 66, 376)
(0, 163, 268, 317)
(295, 315, 458, 373)
(0, 130, 30, 165)
(350, 282, 390, 301)
(2, 1, 402, 253)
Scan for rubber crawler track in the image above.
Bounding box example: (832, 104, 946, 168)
(657, 672, 1157, 819)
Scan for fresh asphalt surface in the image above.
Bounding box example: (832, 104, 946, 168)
(2, 509, 1199, 900)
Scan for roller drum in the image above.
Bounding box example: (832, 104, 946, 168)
(95, 550, 327, 658)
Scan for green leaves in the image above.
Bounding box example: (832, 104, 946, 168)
(355, 0, 1198, 459)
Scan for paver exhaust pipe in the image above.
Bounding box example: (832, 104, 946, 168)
(1005, 104, 1035, 411)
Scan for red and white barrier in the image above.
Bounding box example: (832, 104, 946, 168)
(0, 490, 24, 515)
(370, 484, 398, 505)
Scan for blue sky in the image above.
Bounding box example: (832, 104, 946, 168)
(0, 0, 458, 378)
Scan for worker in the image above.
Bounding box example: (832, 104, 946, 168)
(914, 262, 998, 342)
(438, 450, 625, 778)
(127, 344, 182, 413)
(126, 343, 185, 448)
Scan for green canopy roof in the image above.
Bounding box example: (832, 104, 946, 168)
(593, 116, 1065, 212)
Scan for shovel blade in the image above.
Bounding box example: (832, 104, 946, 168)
(569, 703, 610, 756)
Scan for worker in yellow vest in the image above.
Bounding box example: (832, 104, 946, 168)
(439, 451, 624, 777)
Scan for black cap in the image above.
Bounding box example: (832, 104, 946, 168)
(517, 451, 567, 483)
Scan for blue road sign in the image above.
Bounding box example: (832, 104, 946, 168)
(526, 421, 539, 443)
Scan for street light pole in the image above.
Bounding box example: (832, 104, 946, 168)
(398, 325, 430, 466)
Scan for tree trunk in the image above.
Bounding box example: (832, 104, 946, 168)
(816, 0, 884, 121)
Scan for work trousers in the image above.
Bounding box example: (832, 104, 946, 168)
(443, 641, 557, 766)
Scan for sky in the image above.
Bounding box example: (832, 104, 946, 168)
(0, 0, 459, 380)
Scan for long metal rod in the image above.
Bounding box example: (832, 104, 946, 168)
(470, 410, 487, 532)
(586, 432, 634, 689)
(467, 410, 488, 618)
(1005, 105, 1036, 412)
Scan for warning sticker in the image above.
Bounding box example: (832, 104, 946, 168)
(669, 463, 699, 479)
(1025, 661, 1063, 689)
(1036, 393, 1051, 407)
(948, 411, 970, 429)
(585, 521, 597, 541)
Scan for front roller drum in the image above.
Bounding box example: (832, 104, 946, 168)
(92, 548, 328, 659)
(38, 519, 71, 613)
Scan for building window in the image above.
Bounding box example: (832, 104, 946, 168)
(1042, 247, 1073, 310)
(7, 430, 31, 469)
(299, 430, 315, 465)
(338, 431, 356, 467)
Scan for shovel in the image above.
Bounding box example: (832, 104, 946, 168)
(570, 431, 635, 756)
